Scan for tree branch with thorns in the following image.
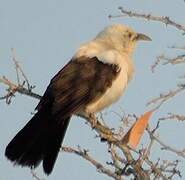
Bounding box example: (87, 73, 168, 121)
(1, 50, 183, 179)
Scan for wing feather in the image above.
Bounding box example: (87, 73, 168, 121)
(36, 56, 120, 120)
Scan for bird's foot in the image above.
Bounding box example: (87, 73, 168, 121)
(89, 113, 98, 128)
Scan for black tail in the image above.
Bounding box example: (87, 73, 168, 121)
(5, 109, 71, 175)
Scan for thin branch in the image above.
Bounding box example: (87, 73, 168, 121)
(61, 146, 121, 180)
(1, 49, 41, 103)
(151, 54, 185, 72)
(0, 75, 176, 179)
(159, 160, 181, 179)
(109, 144, 124, 177)
(109, 7, 185, 33)
(159, 113, 185, 121)
(147, 85, 185, 109)
(0, 75, 149, 179)
(140, 136, 155, 165)
(11, 48, 31, 89)
(1, 51, 183, 179)
(159, 54, 185, 65)
(147, 128, 185, 159)
(0, 76, 42, 102)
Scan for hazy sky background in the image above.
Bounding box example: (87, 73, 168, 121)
(1, 0, 185, 179)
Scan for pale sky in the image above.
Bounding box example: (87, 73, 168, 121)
(1, 0, 185, 179)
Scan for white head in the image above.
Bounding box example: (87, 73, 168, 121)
(95, 24, 151, 55)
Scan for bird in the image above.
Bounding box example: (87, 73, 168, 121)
(5, 24, 151, 175)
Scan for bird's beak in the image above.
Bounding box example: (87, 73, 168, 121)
(135, 33, 152, 41)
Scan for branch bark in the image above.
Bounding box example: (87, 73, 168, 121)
(109, 7, 185, 33)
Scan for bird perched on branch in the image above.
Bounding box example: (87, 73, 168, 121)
(5, 24, 151, 175)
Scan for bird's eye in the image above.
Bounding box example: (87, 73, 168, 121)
(128, 33, 132, 39)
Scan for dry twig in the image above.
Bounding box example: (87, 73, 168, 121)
(147, 85, 185, 110)
(109, 7, 185, 33)
(62, 146, 121, 179)
(151, 54, 185, 72)
(0, 76, 41, 104)
(147, 125, 185, 159)
(159, 113, 185, 122)
(1, 51, 183, 179)
(0, 50, 41, 104)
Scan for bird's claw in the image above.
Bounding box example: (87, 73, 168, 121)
(89, 113, 97, 129)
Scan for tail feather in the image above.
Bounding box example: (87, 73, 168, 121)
(5, 109, 70, 174)
(5, 112, 45, 165)
(43, 116, 70, 174)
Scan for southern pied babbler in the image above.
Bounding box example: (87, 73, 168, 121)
(5, 24, 151, 175)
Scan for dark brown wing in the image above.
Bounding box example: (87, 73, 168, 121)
(36, 56, 120, 119)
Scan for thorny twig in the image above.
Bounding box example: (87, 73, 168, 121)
(1, 51, 183, 179)
(108, 144, 124, 176)
(1, 53, 149, 179)
(142, 124, 182, 179)
(0, 76, 41, 104)
(147, 124, 185, 159)
(151, 54, 185, 72)
(0, 50, 41, 103)
(1, 73, 167, 179)
(61, 146, 121, 180)
(109, 7, 185, 33)
(169, 45, 185, 51)
(159, 113, 185, 121)
(147, 85, 185, 110)
(11, 48, 31, 89)
(157, 54, 185, 65)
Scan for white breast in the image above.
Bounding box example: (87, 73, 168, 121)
(74, 40, 133, 114)
(85, 51, 131, 113)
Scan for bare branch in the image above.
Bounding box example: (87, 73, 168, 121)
(147, 127, 185, 159)
(159, 113, 185, 121)
(11, 48, 31, 89)
(0, 50, 41, 103)
(151, 54, 185, 72)
(159, 54, 185, 65)
(0, 74, 149, 179)
(0, 76, 42, 103)
(62, 146, 121, 180)
(1, 51, 183, 179)
(109, 7, 185, 33)
(147, 85, 185, 109)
